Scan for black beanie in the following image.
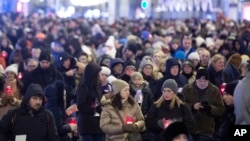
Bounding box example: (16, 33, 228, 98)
(196, 68, 209, 80)
(126, 43, 137, 55)
(39, 51, 51, 62)
(164, 122, 189, 141)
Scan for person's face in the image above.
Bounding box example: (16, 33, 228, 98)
(235, 42, 241, 51)
(32, 48, 41, 59)
(125, 67, 135, 76)
(221, 49, 229, 56)
(39, 60, 51, 69)
(171, 43, 179, 50)
(145, 43, 151, 49)
(213, 59, 224, 72)
(63, 59, 70, 69)
(173, 134, 188, 141)
(1, 39, 7, 47)
(142, 65, 153, 76)
(183, 39, 192, 49)
(29, 96, 43, 111)
(54, 45, 62, 52)
(132, 76, 143, 87)
(200, 52, 210, 65)
(162, 88, 175, 101)
(6, 71, 16, 81)
(28, 61, 38, 71)
(183, 64, 192, 74)
(170, 65, 179, 76)
(100, 73, 108, 83)
(153, 53, 162, 64)
(113, 63, 123, 74)
(196, 79, 209, 90)
(160, 63, 166, 72)
(125, 49, 134, 58)
(120, 86, 130, 100)
(79, 55, 88, 64)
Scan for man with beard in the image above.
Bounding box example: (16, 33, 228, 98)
(0, 83, 59, 141)
(23, 51, 63, 93)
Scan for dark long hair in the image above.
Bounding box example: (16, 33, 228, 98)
(112, 93, 135, 110)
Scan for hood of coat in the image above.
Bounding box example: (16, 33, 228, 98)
(165, 58, 181, 77)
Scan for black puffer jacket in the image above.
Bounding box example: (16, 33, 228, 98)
(0, 83, 59, 141)
(76, 63, 103, 135)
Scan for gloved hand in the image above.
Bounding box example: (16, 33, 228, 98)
(201, 101, 212, 112)
(8, 97, 17, 104)
(0, 97, 9, 106)
(69, 124, 77, 132)
(158, 118, 171, 129)
(122, 124, 138, 132)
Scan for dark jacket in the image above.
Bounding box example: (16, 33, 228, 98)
(129, 83, 154, 116)
(45, 81, 71, 141)
(145, 101, 194, 140)
(208, 66, 224, 88)
(76, 63, 103, 135)
(23, 64, 64, 92)
(57, 52, 77, 107)
(154, 59, 187, 100)
(0, 83, 59, 141)
(182, 82, 225, 135)
(223, 63, 240, 83)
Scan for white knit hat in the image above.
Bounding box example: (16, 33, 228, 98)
(101, 66, 111, 76)
(195, 36, 205, 47)
(206, 38, 215, 47)
(5, 64, 18, 75)
(188, 52, 200, 61)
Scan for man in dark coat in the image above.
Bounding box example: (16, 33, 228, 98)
(23, 51, 64, 92)
(0, 83, 59, 141)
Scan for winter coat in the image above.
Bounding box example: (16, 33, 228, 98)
(129, 82, 154, 116)
(145, 101, 194, 140)
(76, 63, 103, 135)
(100, 98, 145, 141)
(0, 96, 20, 120)
(57, 52, 77, 107)
(182, 82, 225, 135)
(154, 59, 187, 100)
(208, 66, 224, 88)
(23, 64, 64, 92)
(0, 83, 59, 141)
(234, 72, 250, 125)
(223, 63, 240, 83)
(45, 81, 71, 141)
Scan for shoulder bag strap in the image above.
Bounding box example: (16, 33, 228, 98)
(114, 107, 125, 125)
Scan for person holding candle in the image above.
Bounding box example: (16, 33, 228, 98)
(145, 79, 194, 141)
(45, 80, 77, 141)
(100, 79, 145, 141)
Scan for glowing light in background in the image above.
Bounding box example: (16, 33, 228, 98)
(70, 0, 108, 6)
(243, 4, 250, 21)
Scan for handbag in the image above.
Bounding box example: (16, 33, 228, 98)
(114, 107, 142, 141)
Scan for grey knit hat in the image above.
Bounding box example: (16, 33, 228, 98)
(161, 79, 178, 94)
(111, 79, 129, 95)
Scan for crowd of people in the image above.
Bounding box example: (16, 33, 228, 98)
(0, 11, 249, 141)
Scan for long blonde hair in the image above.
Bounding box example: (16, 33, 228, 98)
(154, 94, 183, 109)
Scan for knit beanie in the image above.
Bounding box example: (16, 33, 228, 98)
(196, 68, 209, 80)
(39, 51, 51, 62)
(141, 60, 154, 70)
(161, 79, 178, 94)
(182, 60, 194, 70)
(126, 43, 137, 55)
(188, 52, 200, 61)
(163, 122, 189, 141)
(101, 66, 111, 76)
(131, 72, 143, 81)
(111, 79, 129, 95)
(5, 64, 18, 75)
(228, 53, 242, 68)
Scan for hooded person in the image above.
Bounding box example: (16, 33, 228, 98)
(45, 80, 77, 141)
(121, 59, 136, 83)
(154, 58, 187, 100)
(108, 58, 124, 80)
(0, 83, 59, 141)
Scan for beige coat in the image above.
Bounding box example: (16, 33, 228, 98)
(100, 99, 145, 141)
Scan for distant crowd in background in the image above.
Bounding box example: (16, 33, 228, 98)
(0, 11, 249, 141)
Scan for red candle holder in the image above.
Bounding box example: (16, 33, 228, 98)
(5, 85, 13, 96)
(220, 83, 226, 96)
(125, 115, 134, 124)
(68, 117, 77, 125)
